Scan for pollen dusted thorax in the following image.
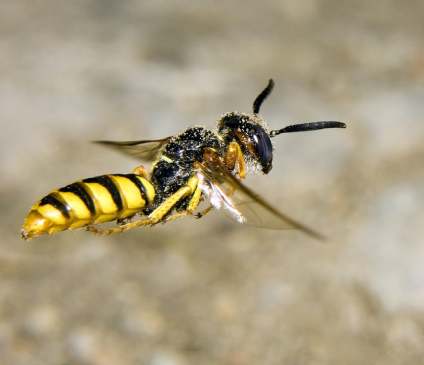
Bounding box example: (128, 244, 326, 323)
(150, 127, 224, 204)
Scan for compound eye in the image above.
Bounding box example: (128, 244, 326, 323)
(251, 125, 273, 173)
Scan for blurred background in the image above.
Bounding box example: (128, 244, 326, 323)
(1, 1, 424, 364)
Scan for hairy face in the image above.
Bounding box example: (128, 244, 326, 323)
(218, 113, 273, 174)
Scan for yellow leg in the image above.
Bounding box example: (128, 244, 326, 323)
(225, 141, 246, 179)
(195, 205, 213, 219)
(87, 176, 199, 235)
(187, 183, 202, 212)
(86, 217, 154, 235)
(132, 165, 149, 178)
(165, 183, 203, 223)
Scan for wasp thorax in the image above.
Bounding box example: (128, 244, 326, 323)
(218, 112, 273, 174)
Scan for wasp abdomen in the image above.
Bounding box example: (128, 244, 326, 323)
(22, 174, 155, 240)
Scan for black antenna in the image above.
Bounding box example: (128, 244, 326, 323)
(253, 79, 275, 114)
(270, 121, 346, 137)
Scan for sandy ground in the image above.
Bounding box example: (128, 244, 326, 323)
(1, 1, 424, 364)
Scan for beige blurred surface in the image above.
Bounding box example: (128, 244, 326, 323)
(1, 1, 424, 364)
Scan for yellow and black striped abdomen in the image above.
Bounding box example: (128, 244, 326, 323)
(22, 174, 155, 240)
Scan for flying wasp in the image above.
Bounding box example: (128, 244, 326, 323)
(21, 79, 346, 241)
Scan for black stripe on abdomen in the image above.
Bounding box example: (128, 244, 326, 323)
(39, 194, 71, 218)
(114, 174, 147, 201)
(59, 182, 96, 215)
(83, 175, 123, 211)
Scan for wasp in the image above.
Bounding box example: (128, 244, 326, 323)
(21, 79, 346, 241)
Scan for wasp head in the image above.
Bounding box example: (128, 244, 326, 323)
(217, 79, 276, 174)
(218, 112, 273, 174)
(217, 79, 347, 175)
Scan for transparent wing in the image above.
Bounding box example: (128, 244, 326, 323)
(196, 153, 324, 241)
(93, 138, 171, 162)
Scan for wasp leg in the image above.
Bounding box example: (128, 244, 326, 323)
(187, 182, 202, 212)
(132, 165, 149, 178)
(165, 182, 203, 223)
(195, 205, 213, 219)
(86, 218, 153, 235)
(117, 216, 133, 225)
(87, 176, 199, 235)
(224, 141, 246, 179)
